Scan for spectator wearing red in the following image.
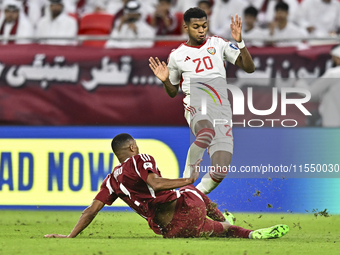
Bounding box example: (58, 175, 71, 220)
(150, 0, 177, 35)
(0, 0, 34, 44)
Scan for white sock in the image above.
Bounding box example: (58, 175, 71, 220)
(182, 128, 215, 178)
(249, 231, 253, 239)
(195, 172, 221, 194)
(182, 143, 206, 178)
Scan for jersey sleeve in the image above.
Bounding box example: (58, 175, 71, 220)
(221, 39, 241, 65)
(135, 154, 159, 183)
(167, 50, 181, 85)
(94, 175, 118, 205)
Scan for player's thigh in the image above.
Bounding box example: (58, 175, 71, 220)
(194, 119, 214, 134)
(184, 107, 214, 136)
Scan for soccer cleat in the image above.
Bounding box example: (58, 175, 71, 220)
(223, 210, 236, 225)
(251, 224, 289, 239)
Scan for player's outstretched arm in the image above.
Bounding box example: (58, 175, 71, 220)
(149, 56, 179, 98)
(147, 159, 202, 192)
(44, 200, 104, 238)
(230, 14, 255, 73)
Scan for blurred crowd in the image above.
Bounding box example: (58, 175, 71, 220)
(0, 0, 340, 48)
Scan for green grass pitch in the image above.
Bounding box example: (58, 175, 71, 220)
(0, 210, 339, 255)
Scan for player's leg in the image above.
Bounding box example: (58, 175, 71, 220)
(195, 105, 234, 194)
(201, 218, 289, 239)
(201, 219, 253, 238)
(191, 184, 229, 223)
(183, 119, 215, 178)
(196, 149, 232, 194)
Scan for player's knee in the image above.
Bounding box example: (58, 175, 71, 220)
(194, 128, 215, 149)
(194, 120, 214, 133)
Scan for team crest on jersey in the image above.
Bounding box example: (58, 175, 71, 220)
(143, 162, 153, 170)
(207, 47, 216, 55)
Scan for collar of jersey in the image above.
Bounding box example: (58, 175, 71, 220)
(184, 38, 208, 48)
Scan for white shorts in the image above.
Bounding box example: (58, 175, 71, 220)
(184, 101, 233, 156)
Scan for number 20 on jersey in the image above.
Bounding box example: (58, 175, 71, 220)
(193, 56, 214, 73)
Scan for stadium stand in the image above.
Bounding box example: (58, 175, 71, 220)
(153, 12, 184, 47)
(78, 13, 114, 47)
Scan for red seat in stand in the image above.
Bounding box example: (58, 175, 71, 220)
(79, 13, 114, 47)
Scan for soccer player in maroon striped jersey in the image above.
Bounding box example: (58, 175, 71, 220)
(149, 7, 255, 195)
(44, 133, 289, 239)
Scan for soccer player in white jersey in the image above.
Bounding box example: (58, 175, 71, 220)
(149, 7, 255, 194)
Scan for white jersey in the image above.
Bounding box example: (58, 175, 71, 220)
(167, 36, 240, 106)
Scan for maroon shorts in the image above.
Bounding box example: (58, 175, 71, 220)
(161, 185, 224, 238)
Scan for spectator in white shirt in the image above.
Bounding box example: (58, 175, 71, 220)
(249, 0, 299, 27)
(0, 0, 33, 44)
(35, 0, 78, 45)
(297, 0, 340, 37)
(108, 0, 157, 18)
(269, 1, 307, 47)
(296, 45, 340, 127)
(242, 6, 268, 47)
(26, 0, 78, 27)
(105, 0, 155, 48)
(209, 0, 248, 38)
(198, 0, 211, 16)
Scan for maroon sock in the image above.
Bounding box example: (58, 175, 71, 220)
(227, 225, 252, 238)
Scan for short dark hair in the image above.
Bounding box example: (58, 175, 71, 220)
(111, 133, 134, 154)
(183, 7, 207, 24)
(244, 6, 258, 17)
(275, 1, 289, 12)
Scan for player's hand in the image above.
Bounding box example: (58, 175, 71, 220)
(230, 14, 242, 43)
(149, 57, 169, 82)
(44, 234, 69, 238)
(188, 159, 202, 184)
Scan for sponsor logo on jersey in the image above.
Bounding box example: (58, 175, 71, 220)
(230, 44, 238, 50)
(184, 56, 191, 62)
(143, 162, 153, 170)
(207, 47, 216, 55)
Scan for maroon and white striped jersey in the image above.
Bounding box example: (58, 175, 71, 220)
(94, 154, 180, 222)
